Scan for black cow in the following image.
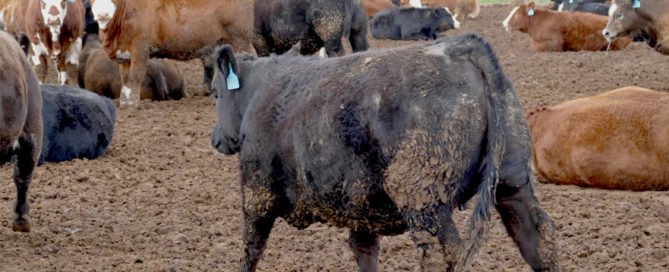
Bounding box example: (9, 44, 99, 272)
(552, 0, 607, 10)
(39, 84, 115, 165)
(83, 0, 99, 34)
(369, 7, 459, 40)
(253, 0, 369, 57)
(0, 31, 43, 232)
(558, 0, 610, 16)
(210, 34, 559, 271)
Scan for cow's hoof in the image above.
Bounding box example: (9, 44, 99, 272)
(12, 216, 31, 232)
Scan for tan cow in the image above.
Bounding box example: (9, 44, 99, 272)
(604, 0, 669, 54)
(527, 86, 669, 191)
(400, 0, 480, 20)
(0, 0, 85, 85)
(88, 0, 253, 107)
(503, 2, 631, 51)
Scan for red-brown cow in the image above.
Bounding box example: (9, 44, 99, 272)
(527, 86, 669, 191)
(400, 0, 480, 20)
(1, 0, 85, 85)
(503, 2, 631, 51)
(364, 0, 397, 17)
(89, 0, 253, 107)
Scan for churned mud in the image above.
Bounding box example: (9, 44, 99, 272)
(1, 4, 667, 271)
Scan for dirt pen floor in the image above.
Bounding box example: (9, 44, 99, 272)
(1, 4, 668, 272)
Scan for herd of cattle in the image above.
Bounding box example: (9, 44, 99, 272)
(0, 0, 667, 271)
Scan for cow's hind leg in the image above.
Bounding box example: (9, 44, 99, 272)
(405, 207, 461, 272)
(349, 230, 380, 272)
(239, 208, 276, 272)
(12, 133, 40, 232)
(495, 172, 559, 271)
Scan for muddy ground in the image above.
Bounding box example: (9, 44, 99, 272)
(1, 4, 668, 272)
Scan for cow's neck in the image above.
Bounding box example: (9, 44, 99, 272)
(526, 9, 549, 36)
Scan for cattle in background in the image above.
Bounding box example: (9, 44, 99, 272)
(1, 0, 85, 85)
(364, 0, 397, 17)
(369, 7, 459, 40)
(253, 0, 369, 57)
(39, 84, 115, 165)
(503, 2, 631, 51)
(78, 33, 185, 101)
(603, 0, 669, 54)
(88, 0, 253, 107)
(209, 34, 558, 271)
(552, 0, 607, 10)
(83, 0, 98, 34)
(400, 0, 480, 20)
(558, 0, 610, 16)
(527, 86, 669, 191)
(0, 31, 43, 232)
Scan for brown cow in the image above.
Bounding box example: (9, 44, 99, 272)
(0, 31, 43, 232)
(400, 0, 480, 20)
(527, 86, 669, 191)
(78, 33, 185, 101)
(603, 0, 669, 54)
(503, 2, 632, 51)
(88, 0, 253, 107)
(0, 0, 85, 85)
(364, 0, 397, 17)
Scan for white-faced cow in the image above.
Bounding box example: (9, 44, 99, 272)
(210, 34, 559, 271)
(88, 0, 253, 107)
(603, 0, 669, 54)
(0, 0, 85, 85)
(0, 31, 43, 232)
(253, 0, 369, 57)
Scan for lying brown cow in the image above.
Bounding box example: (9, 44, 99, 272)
(0, 0, 85, 85)
(0, 31, 43, 232)
(364, 0, 397, 17)
(88, 0, 253, 107)
(78, 33, 184, 101)
(603, 0, 669, 54)
(400, 0, 480, 20)
(503, 2, 632, 51)
(527, 86, 669, 191)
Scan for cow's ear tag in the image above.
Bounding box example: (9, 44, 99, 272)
(67, 0, 75, 2)
(569, 0, 573, 3)
(227, 63, 240, 90)
(528, 8, 534, 16)
(633, 0, 641, 8)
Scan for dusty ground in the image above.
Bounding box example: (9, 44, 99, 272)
(1, 4, 668, 272)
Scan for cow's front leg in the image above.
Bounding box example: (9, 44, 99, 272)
(62, 36, 82, 85)
(349, 230, 380, 272)
(118, 49, 147, 107)
(12, 132, 42, 232)
(495, 176, 559, 272)
(405, 208, 461, 272)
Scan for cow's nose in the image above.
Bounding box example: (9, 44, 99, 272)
(47, 18, 61, 26)
(97, 12, 111, 21)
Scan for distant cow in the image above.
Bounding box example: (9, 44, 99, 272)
(558, 0, 610, 16)
(527, 86, 669, 191)
(552, 0, 607, 10)
(210, 34, 558, 271)
(603, 0, 669, 54)
(39, 84, 115, 165)
(253, 0, 369, 57)
(364, 0, 397, 17)
(400, 0, 480, 20)
(78, 33, 185, 101)
(1, 0, 85, 85)
(88, 0, 253, 107)
(503, 2, 631, 51)
(369, 7, 459, 40)
(0, 31, 43, 232)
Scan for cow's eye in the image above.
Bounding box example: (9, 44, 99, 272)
(616, 13, 623, 20)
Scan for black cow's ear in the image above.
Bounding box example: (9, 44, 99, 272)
(434, 7, 445, 16)
(216, 45, 238, 76)
(19, 33, 30, 57)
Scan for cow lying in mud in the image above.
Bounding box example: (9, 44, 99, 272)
(210, 34, 559, 271)
(527, 86, 669, 191)
(39, 84, 116, 165)
(0, 31, 43, 232)
(369, 7, 459, 40)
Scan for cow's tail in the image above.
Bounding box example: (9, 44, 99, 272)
(450, 34, 510, 270)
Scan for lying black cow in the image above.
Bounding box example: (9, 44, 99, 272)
(210, 34, 559, 271)
(253, 0, 369, 56)
(552, 0, 607, 10)
(558, 0, 610, 16)
(369, 7, 459, 40)
(39, 84, 115, 165)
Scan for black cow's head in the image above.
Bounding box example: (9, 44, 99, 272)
(433, 7, 459, 32)
(210, 45, 243, 155)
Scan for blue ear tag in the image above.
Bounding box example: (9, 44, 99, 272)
(569, 0, 573, 3)
(227, 63, 240, 90)
(528, 8, 534, 16)
(68, 0, 75, 2)
(633, 0, 640, 8)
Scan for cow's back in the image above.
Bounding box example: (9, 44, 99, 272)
(528, 87, 669, 190)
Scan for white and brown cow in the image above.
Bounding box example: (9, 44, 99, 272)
(0, 0, 85, 85)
